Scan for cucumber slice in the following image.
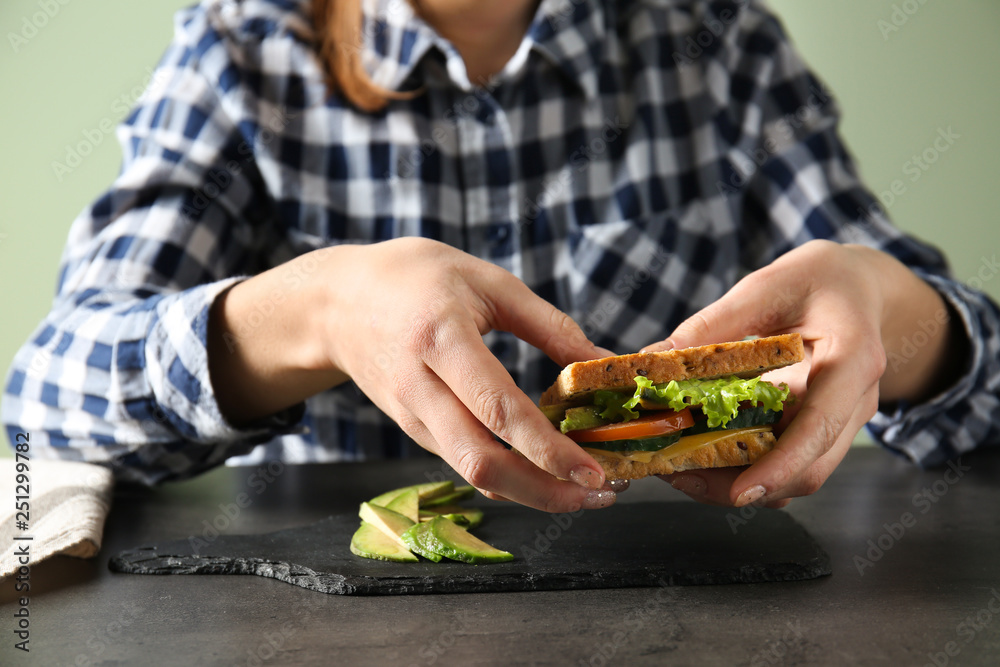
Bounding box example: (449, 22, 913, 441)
(358, 502, 415, 552)
(682, 406, 782, 436)
(583, 433, 681, 453)
(401, 522, 444, 562)
(421, 485, 475, 508)
(369, 481, 454, 507)
(418, 505, 484, 529)
(421, 516, 513, 564)
(384, 488, 419, 523)
(350, 521, 418, 562)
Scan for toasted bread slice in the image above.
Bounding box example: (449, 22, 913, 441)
(540, 333, 804, 406)
(586, 429, 776, 481)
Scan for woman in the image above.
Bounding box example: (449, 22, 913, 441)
(4, 0, 998, 513)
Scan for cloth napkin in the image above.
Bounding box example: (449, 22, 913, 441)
(1, 458, 113, 578)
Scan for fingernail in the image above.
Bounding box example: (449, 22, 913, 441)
(604, 479, 630, 493)
(670, 474, 706, 497)
(582, 489, 617, 510)
(736, 484, 767, 507)
(640, 338, 676, 354)
(569, 465, 604, 490)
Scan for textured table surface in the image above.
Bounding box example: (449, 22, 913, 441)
(108, 502, 830, 595)
(2, 446, 999, 666)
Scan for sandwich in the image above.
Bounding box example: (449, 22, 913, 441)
(539, 334, 805, 481)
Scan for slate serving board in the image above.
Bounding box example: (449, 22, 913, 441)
(109, 502, 830, 595)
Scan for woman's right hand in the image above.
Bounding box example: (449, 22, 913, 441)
(208, 237, 618, 512)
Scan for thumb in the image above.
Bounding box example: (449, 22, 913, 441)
(659, 273, 806, 351)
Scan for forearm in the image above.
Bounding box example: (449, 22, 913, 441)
(868, 272, 1000, 465)
(871, 246, 971, 405)
(207, 249, 349, 426)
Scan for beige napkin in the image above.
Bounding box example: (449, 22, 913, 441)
(0, 459, 113, 578)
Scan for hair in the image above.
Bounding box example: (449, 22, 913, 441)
(311, 0, 419, 112)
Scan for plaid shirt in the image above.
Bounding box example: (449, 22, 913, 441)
(4, 0, 999, 484)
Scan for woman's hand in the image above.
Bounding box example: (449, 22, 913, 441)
(644, 240, 966, 509)
(208, 238, 618, 513)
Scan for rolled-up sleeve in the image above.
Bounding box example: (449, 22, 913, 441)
(726, 4, 1000, 465)
(2, 6, 304, 484)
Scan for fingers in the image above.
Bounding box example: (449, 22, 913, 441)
(730, 335, 882, 504)
(337, 241, 624, 512)
(604, 479, 630, 493)
(661, 470, 736, 506)
(469, 265, 615, 365)
(662, 469, 787, 508)
(735, 382, 876, 505)
(642, 264, 810, 354)
(661, 370, 877, 508)
(398, 365, 615, 513)
(418, 318, 609, 491)
(643, 242, 888, 508)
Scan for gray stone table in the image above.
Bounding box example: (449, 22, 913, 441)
(2, 445, 999, 666)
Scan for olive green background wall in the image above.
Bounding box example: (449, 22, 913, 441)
(1, 1, 998, 454)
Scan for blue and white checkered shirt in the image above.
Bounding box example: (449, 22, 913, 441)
(4, 0, 999, 484)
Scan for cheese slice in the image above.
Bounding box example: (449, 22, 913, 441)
(584, 426, 771, 463)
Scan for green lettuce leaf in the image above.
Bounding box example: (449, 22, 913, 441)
(593, 389, 638, 422)
(625, 375, 791, 428)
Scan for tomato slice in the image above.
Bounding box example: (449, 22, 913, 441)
(567, 409, 694, 443)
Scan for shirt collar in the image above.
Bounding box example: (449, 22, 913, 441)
(360, 0, 609, 99)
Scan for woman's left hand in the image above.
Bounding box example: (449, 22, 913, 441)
(643, 240, 965, 508)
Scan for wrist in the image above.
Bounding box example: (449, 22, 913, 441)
(873, 250, 965, 404)
(207, 252, 347, 425)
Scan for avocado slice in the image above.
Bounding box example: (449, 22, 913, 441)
(559, 405, 610, 433)
(369, 481, 454, 508)
(421, 516, 513, 564)
(400, 522, 445, 562)
(539, 402, 569, 426)
(384, 488, 419, 523)
(438, 512, 479, 528)
(421, 485, 475, 508)
(418, 505, 484, 529)
(358, 502, 415, 552)
(350, 521, 418, 563)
